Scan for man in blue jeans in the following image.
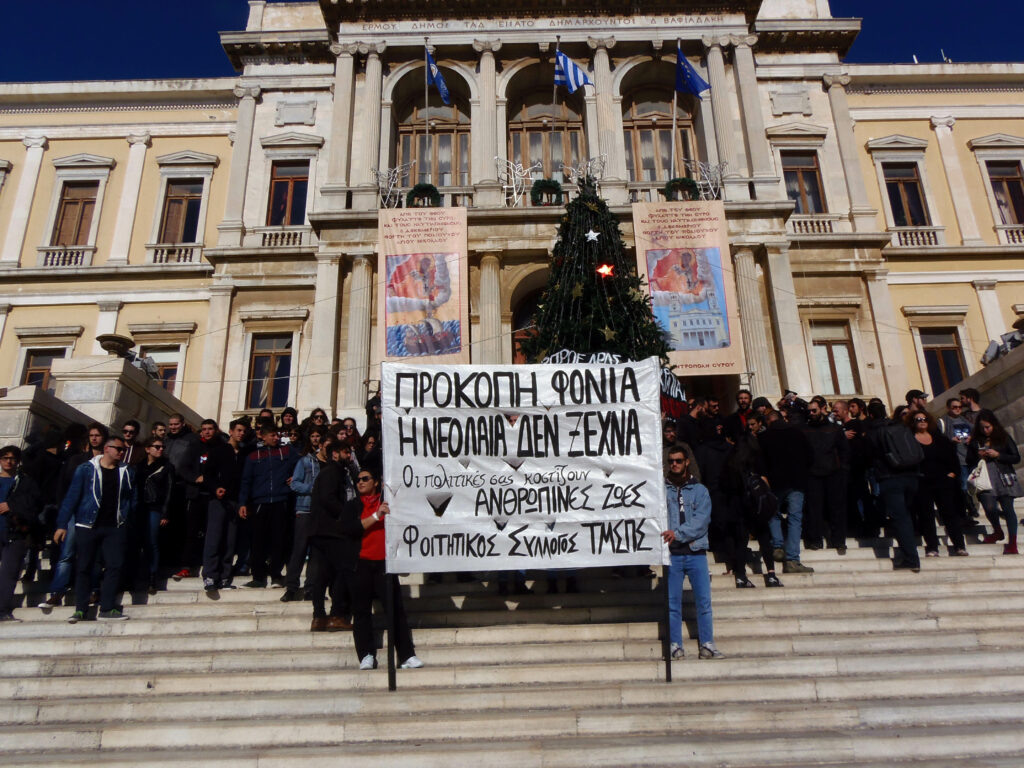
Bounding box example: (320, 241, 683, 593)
(759, 410, 815, 574)
(662, 445, 723, 660)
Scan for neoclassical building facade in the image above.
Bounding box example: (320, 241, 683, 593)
(1, 0, 1023, 427)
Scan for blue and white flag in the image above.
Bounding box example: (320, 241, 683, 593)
(554, 50, 593, 94)
(425, 48, 451, 105)
(675, 45, 710, 98)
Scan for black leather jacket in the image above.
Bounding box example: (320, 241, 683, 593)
(137, 459, 175, 520)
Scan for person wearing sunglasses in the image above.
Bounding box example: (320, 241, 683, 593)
(55, 437, 136, 622)
(134, 437, 176, 594)
(0, 446, 43, 622)
(119, 420, 145, 467)
(910, 411, 967, 557)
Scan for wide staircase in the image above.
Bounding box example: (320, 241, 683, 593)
(4, 520, 1024, 767)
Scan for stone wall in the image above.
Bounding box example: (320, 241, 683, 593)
(0, 385, 92, 448)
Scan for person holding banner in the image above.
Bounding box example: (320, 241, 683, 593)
(350, 469, 423, 671)
(661, 446, 724, 660)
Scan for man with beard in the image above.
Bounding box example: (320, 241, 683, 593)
(802, 397, 849, 554)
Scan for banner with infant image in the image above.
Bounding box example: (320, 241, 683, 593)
(381, 359, 670, 573)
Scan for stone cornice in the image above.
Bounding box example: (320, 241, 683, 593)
(220, 30, 333, 70)
(752, 18, 860, 56)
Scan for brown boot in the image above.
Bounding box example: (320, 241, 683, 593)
(310, 617, 328, 632)
(326, 616, 353, 631)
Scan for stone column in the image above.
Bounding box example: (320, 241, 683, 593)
(108, 133, 150, 265)
(932, 116, 985, 246)
(477, 252, 503, 364)
(731, 35, 776, 199)
(823, 74, 875, 232)
(733, 247, 779, 396)
(973, 279, 1007, 341)
(764, 247, 812, 394)
(321, 43, 359, 211)
(863, 268, 909, 404)
(587, 36, 628, 204)
(93, 300, 123, 354)
(300, 253, 343, 410)
(1, 136, 47, 266)
(195, 284, 235, 419)
(343, 252, 374, 407)
(702, 37, 748, 201)
(217, 86, 260, 247)
(472, 39, 502, 203)
(352, 44, 386, 210)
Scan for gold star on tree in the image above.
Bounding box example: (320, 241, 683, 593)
(600, 326, 617, 341)
(629, 288, 645, 301)
(571, 282, 583, 299)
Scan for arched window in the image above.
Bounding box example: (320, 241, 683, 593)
(395, 95, 471, 187)
(622, 88, 697, 182)
(508, 85, 586, 184)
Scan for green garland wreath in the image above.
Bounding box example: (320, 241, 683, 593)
(530, 178, 564, 207)
(406, 183, 441, 208)
(660, 177, 700, 202)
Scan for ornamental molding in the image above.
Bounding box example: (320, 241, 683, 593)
(259, 131, 325, 148)
(865, 134, 929, 152)
(156, 150, 220, 166)
(239, 308, 309, 323)
(765, 122, 829, 143)
(0, 100, 235, 115)
(968, 133, 1024, 150)
(14, 325, 84, 339)
(52, 153, 116, 168)
(128, 322, 198, 336)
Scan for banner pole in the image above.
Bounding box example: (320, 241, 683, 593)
(424, 37, 430, 187)
(662, 565, 672, 683)
(386, 572, 397, 691)
(671, 39, 680, 182)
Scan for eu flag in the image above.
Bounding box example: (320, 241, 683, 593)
(425, 48, 451, 105)
(676, 46, 710, 98)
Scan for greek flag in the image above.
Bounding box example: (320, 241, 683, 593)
(425, 48, 450, 105)
(675, 45, 710, 98)
(554, 50, 592, 94)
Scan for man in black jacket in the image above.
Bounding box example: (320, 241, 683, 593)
(202, 420, 248, 591)
(0, 446, 42, 621)
(723, 389, 753, 443)
(759, 411, 814, 573)
(802, 397, 850, 554)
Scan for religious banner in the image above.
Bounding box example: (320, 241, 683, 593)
(381, 358, 669, 573)
(631, 201, 745, 376)
(378, 207, 469, 364)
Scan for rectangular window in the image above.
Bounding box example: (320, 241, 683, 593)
(920, 328, 966, 394)
(51, 181, 99, 246)
(159, 179, 204, 243)
(21, 349, 65, 393)
(139, 345, 180, 393)
(246, 334, 292, 410)
(810, 321, 860, 395)
(987, 161, 1024, 226)
(266, 162, 309, 226)
(781, 151, 826, 214)
(883, 163, 930, 227)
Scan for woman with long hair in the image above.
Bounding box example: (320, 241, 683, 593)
(910, 410, 967, 557)
(967, 410, 1023, 554)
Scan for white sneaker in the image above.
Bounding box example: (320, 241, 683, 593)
(359, 654, 377, 670)
(699, 642, 724, 660)
(400, 655, 424, 669)
(670, 643, 685, 660)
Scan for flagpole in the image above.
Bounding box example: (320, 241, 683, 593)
(424, 38, 430, 186)
(552, 36, 560, 176)
(671, 39, 680, 181)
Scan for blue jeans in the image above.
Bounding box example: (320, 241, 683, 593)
(768, 489, 805, 562)
(878, 475, 920, 569)
(145, 509, 162, 578)
(667, 553, 713, 647)
(48, 516, 76, 594)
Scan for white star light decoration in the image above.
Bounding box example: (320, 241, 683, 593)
(585, 230, 600, 242)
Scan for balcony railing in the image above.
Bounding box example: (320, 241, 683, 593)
(247, 226, 313, 249)
(997, 224, 1024, 245)
(36, 246, 94, 268)
(147, 244, 202, 264)
(789, 214, 842, 235)
(890, 226, 944, 247)
(384, 186, 475, 209)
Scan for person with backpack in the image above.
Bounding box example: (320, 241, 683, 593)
(967, 410, 1022, 554)
(865, 403, 923, 572)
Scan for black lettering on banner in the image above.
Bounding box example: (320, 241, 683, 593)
(601, 480, 646, 509)
(433, 372, 453, 407)
(518, 372, 539, 407)
(402, 465, 415, 488)
(403, 525, 419, 556)
(398, 417, 418, 456)
(582, 519, 655, 554)
(566, 410, 642, 457)
(395, 372, 419, 407)
(507, 524, 528, 556)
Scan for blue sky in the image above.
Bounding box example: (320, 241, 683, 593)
(0, 1, 1020, 83)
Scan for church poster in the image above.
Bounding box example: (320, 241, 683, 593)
(631, 201, 745, 377)
(378, 207, 469, 365)
(380, 358, 669, 573)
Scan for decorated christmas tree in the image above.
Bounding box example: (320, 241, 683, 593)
(519, 179, 669, 363)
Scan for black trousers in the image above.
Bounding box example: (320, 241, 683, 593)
(709, 494, 747, 576)
(183, 495, 208, 569)
(306, 536, 354, 619)
(248, 501, 288, 582)
(804, 471, 848, 548)
(352, 559, 415, 663)
(74, 525, 127, 613)
(285, 513, 313, 591)
(203, 498, 237, 584)
(0, 538, 29, 614)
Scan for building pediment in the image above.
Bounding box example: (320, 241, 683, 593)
(968, 133, 1024, 150)
(260, 132, 324, 149)
(156, 150, 220, 166)
(765, 122, 829, 145)
(866, 135, 929, 151)
(52, 153, 115, 168)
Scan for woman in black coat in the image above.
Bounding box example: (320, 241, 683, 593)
(967, 410, 1023, 554)
(910, 411, 967, 556)
(135, 437, 175, 593)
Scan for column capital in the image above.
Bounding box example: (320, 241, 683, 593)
(330, 42, 361, 57)
(232, 85, 262, 101)
(701, 35, 732, 50)
(0, 303, 11, 316)
(586, 36, 616, 51)
(862, 266, 889, 282)
(126, 133, 151, 147)
(97, 300, 123, 313)
(472, 38, 502, 53)
(930, 114, 956, 130)
(21, 135, 47, 150)
(822, 73, 851, 90)
(358, 42, 387, 57)
(729, 34, 758, 49)
(972, 278, 998, 290)
(209, 283, 237, 298)
(315, 251, 344, 266)
(474, 248, 503, 262)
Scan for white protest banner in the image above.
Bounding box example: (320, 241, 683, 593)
(382, 358, 669, 573)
